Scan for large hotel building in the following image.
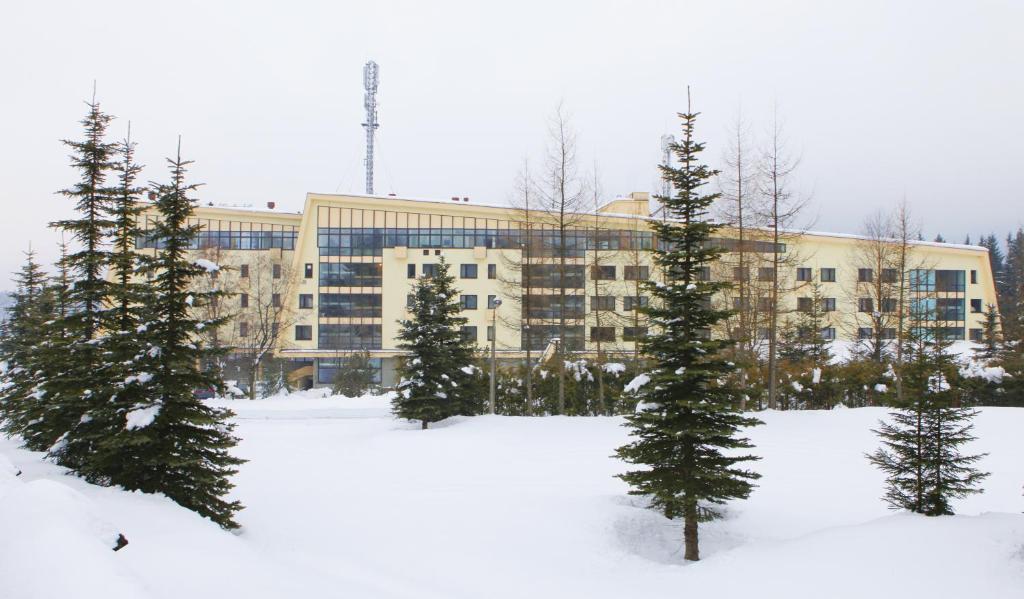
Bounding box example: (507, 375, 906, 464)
(138, 191, 998, 389)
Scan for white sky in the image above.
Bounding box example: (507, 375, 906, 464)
(2, 0, 1022, 279)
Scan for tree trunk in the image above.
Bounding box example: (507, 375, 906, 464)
(683, 503, 700, 561)
(421, 420, 428, 430)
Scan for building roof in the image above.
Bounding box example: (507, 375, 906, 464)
(186, 191, 989, 255)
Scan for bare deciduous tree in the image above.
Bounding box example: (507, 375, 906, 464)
(535, 103, 589, 414)
(758, 109, 810, 410)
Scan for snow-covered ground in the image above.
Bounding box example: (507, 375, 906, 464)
(2, 392, 1022, 598)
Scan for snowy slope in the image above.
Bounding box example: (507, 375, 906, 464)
(2, 395, 1022, 599)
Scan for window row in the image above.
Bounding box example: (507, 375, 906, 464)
(138, 229, 297, 251)
(317, 227, 655, 256)
(319, 262, 383, 287)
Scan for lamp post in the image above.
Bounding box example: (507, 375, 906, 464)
(489, 297, 502, 415)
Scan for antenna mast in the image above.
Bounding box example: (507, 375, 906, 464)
(655, 134, 676, 220)
(362, 60, 380, 195)
(660, 134, 675, 200)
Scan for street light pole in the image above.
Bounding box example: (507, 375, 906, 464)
(489, 298, 502, 415)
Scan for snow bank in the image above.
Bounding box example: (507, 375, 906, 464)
(0, 476, 146, 598)
(2, 402, 1023, 599)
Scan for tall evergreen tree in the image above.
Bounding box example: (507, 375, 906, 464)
(392, 258, 479, 428)
(74, 128, 156, 484)
(978, 234, 1004, 295)
(41, 98, 118, 465)
(102, 143, 244, 529)
(0, 249, 53, 435)
(868, 322, 988, 514)
(615, 97, 761, 562)
(1002, 229, 1024, 338)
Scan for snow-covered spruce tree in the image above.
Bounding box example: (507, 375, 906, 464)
(615, 99, 762, 562)
(868, 324, 988, 515)
(0, 249, 54, 436)
(30, 99, 119, 463)
(75, 128, 159, 484)
(332, 350, 377, 397)
(393, 258, 479, 428)
(103, 144, 244, 529)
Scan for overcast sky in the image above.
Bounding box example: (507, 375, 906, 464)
(2, 0, 1022, 279)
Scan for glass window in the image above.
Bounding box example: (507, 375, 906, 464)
(520, 325, 585, 351)
(407, 264, 415, 279)
(591, 296, 615, 311)
(299, 294, 313, 309)
(936, 298, 965, 321)
(422, 264, 439, 277)
(797, 297, 812, 312)
(881, 298, 897, 313)
(823, 298, 837, 312)
(858, 298, 874, 313)
(623, 326, 647, 341)
(969, 328, 982, 342)
(590, 327, 615, 342)
(304, 263, 313, 279)
(820, 268, 836, 283)
(523, 264, 585, 289)
(272, 293, 281, 308)
(461, 295, 478, 310)
(487, 295, 498, 309)
(881, 269, 898, 283)
(318, 294, 383, 318)
(522, 295, 585, 319)
(320, 263, 382, 287)
(317, 357, 381, 386)
(858, 268, 873, 283)
(820, 327, 836, 340)
(273, 264, 282, 279)
(624, 266, 650, 281)
(460, 326, 478, 343)
(240, 293, 249, 308)
(624, 296, 648, 311)
(970, 270, 978, 284)
(486, 325, 494, 341)
(239, 322, 249, 337)
(758, 267, 775, 281)
(318, 324, 381, 349)
(733, 267, 750, 281)
(460, 264, 478, 279)
(796, 267, 812, 282)
(295, 325, 312, 341)
(935, 270, 965, 292)
(970, 299, 982, 313)
(910, 269, 935, 292)
(240, 264, 249, 278)
(592, 265, 616, 280)
(857, 327, 872, 340)
(488, 264, 497, 279)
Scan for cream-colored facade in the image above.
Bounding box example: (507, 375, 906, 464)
(140, 191, 998, 388)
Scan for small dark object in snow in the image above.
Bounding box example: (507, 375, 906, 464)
(113, 534, 129, 552)
(15, 470, 22, 477)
